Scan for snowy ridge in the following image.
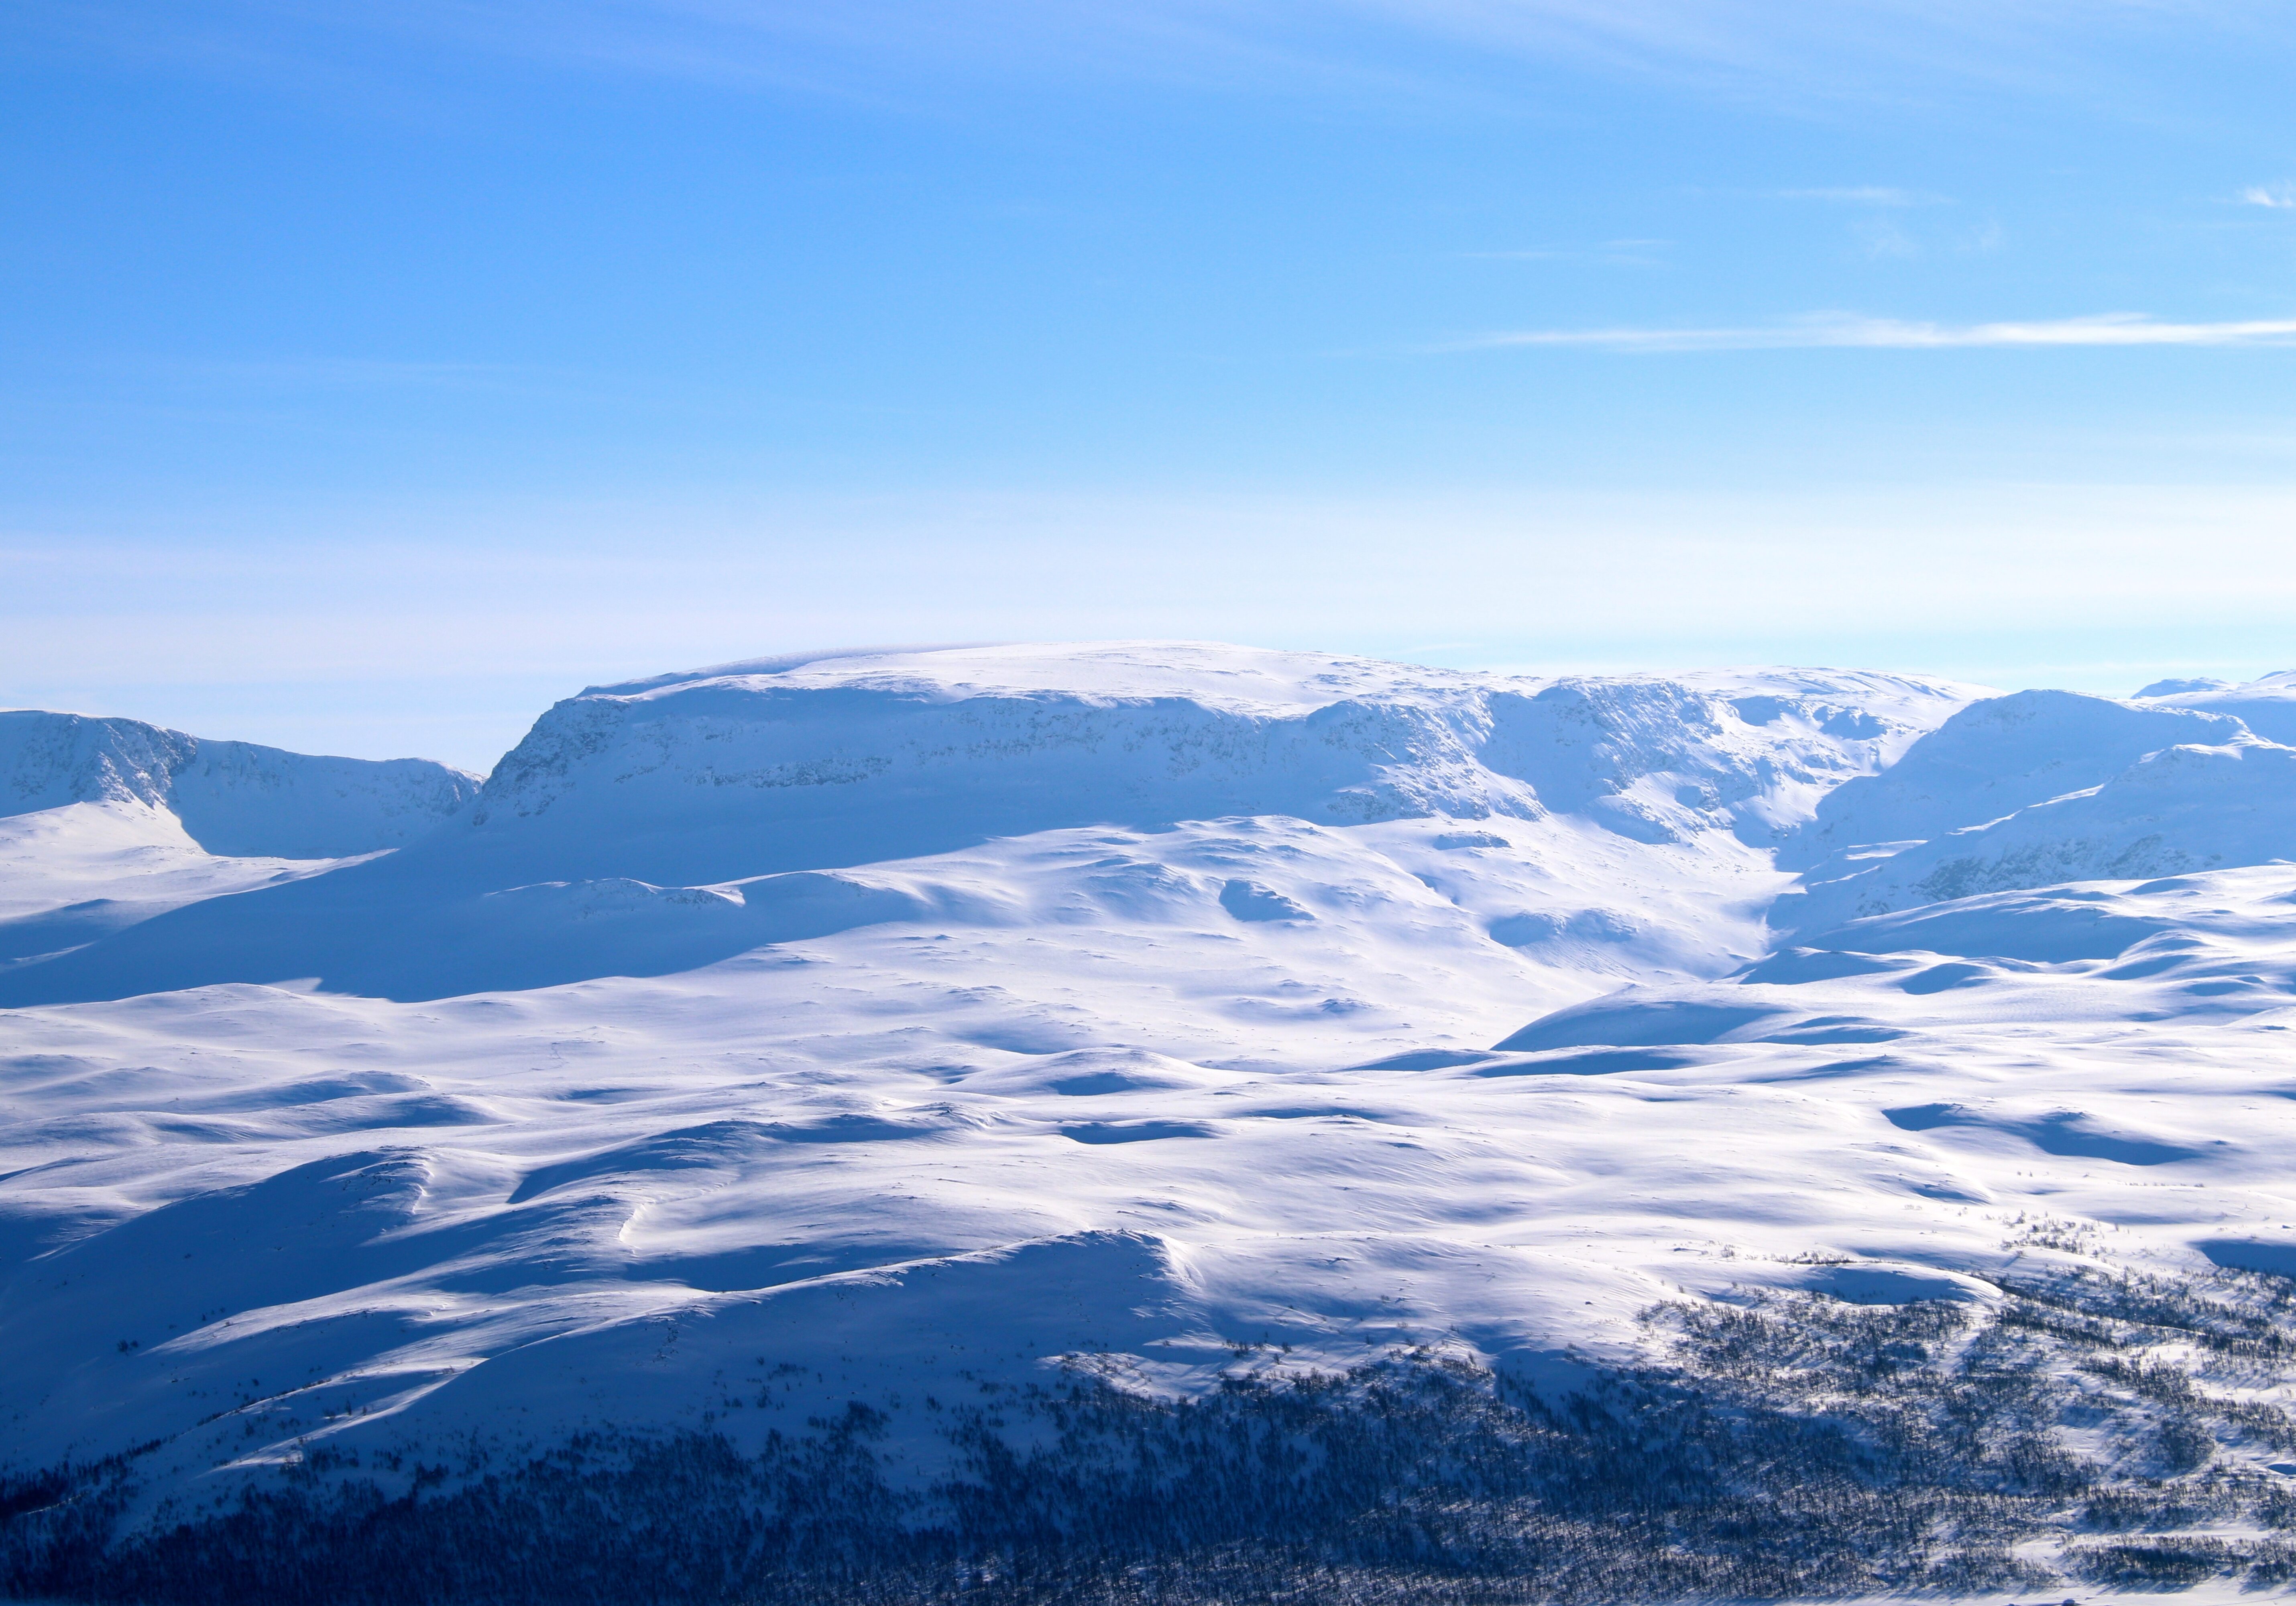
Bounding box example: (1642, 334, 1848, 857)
(0, 713, 482, 983)
(1781, 688, 2247, 874)
(1786, 736, 2296, 929)
(1779, 677, 2296, 930)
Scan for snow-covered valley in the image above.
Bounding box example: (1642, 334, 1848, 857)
(10, 643, 2296, 1602)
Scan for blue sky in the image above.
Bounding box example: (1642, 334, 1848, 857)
(8, 1, 2296, 768)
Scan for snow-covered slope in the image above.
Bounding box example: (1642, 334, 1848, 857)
(1781, 689, 2245, 874)
(16, 645, 2296, 1602)
(1787, 736, 2296, 930)
(0, 804, 362, 973)
(464, 643, 1966, 884)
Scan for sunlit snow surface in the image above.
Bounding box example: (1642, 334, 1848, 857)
(8, 643, 2296, 1544)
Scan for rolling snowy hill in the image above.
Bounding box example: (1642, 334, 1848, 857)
(9, 648, 2296, 1603)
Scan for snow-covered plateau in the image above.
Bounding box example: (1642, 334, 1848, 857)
(10, 642, 2296, 1603)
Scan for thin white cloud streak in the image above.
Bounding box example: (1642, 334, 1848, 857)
(2243, 184, 2296, 208)
(1459, 312, 2296, 353)
(1323, 0, 2296, 118)
(1458, 239, 1670, 266)
(1774, 186, 1942, 206)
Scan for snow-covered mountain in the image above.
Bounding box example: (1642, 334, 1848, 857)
(0, 646, 1964, 1005)
(0, 712, 480, 980)
(470, 643, 1963, 876)
(1779, 678, 2296, 931)
(2136, 666, 2296, 745)
(1, 709, 480, 858)
(10, 646, 2296, 1603)
(1778, 688, 2247, 874)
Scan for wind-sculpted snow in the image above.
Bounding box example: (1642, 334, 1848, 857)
(20, 644, 2296, 1603)
(1767, 681, 2296, 933)
(0, 716, 479, 987)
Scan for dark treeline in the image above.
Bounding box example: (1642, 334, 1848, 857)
(11, 1261, 2296, 1604)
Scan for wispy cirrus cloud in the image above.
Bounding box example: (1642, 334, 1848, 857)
(2241, 184, 2296, 209)
(1773, 185, 1944, 206)
(1459, 239, 1671, 267)
(1453, 312, 2296, 353)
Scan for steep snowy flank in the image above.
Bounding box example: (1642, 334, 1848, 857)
(1785, 736, 2296, 930)
(0, 805, 362, 974)
(0, 711, 480, 858)
(0, 714, 483, 976)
